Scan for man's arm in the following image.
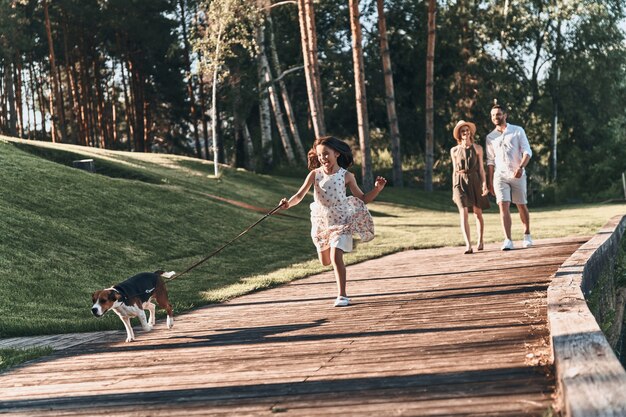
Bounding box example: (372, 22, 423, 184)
(485, 135, 495, 167)
(488, 165, 495, 196)
(514, 128, 532, 178)
(485, 136, 496, 195)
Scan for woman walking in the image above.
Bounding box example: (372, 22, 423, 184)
(450, 120, 490, 253)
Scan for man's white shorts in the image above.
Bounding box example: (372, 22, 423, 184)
(494, 174, 527, 204)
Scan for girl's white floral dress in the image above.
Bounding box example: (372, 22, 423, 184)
(310, 167, 374, 252)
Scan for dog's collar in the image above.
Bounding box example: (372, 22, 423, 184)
(111, 286, 129, 304)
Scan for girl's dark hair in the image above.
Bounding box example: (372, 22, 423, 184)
(307, 136, 354, 171)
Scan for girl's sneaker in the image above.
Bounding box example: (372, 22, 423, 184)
(334, 296, 350, 307)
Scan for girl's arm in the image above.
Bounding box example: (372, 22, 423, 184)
(279, 170, 316, 209)
(346, 171, 387, 204)
(475, 144, 489, 196)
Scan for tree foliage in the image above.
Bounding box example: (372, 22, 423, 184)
(0, 0, 624, 201)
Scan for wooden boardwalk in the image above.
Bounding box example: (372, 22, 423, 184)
(0, 237, 585, 416)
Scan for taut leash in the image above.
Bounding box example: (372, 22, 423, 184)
(165, 203, 284, 282)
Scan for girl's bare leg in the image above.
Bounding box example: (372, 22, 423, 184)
(318, 249, 331, 266)
(473, 206, 484, 250)
(330, 247, 347, 297)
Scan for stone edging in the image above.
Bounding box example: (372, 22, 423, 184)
(548, 214, 626, 417)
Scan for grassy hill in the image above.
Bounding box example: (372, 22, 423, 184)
(1, 136, 624, 338)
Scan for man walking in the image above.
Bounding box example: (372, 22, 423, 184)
(486, 103, 533, 250)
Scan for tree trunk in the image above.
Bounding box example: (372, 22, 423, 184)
(376, 0, 402, 187)
(453, 0, 476, 120)
(62, 16, 83, 145)
(0, 66, 6, 131)
(257, 22, 296, 165)
(5, 63, 17, 137)
(232, 63, 245, 168)
(267, 12, 307, 162)
(47, 75, 57, 142)
(119, 55, 134, 150)
(93, 58, 106, 148)
(28, 62, 38, 138)
(79, 52, 95, 146)
(55, 58, 67, 138)
(179, 0, 202, 158)
(305, 0, 325, 134)
(243, 121, 256, 171)
(43, 0, 65, 142)
(129, 58, 146, 152)
(214, 95, 224, 163)
(424, 0, 436, 192)
(198, 68, 210, 159)
(66, 61, 84, 145)
(211, 68, 219, 177)
(348, 0, 373, 191)
(256, 26, 273, 168)
(210, 25, 223, 175)
(0, 66, 4, 129)
(34, 62, 48, 139)
(13, 59, 24, 138)
(143, 99, 151, 152)
(72, 60, 88, 145)
(297, 0, 325, 138)
(551, 20, 562, 183)
(110, 84, 118, 146)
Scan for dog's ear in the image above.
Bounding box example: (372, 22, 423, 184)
(108, 291, 119, 301)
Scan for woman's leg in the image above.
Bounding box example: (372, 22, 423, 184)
(330, 246, 347, 297)
(473, 206, 484, 250)
(458, 206, 472, 252)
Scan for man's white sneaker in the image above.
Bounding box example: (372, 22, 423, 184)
(501, 239, 514, 251)
(523, 234, 533, 248)
(334, 296, 350, 307)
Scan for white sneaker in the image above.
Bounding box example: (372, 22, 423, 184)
(334, 296, 350, 307)
(501, 239, 514, 251)
(523, 234, 533, 248)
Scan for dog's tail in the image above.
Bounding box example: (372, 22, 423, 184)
(155, 270, 176, 279)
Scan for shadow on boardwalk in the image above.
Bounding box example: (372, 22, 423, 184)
(0, 237, 585, 416)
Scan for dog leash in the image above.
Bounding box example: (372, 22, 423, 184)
(165, 203, 284, 282)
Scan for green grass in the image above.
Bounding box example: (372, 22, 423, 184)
(0, 347, 53, 373)
(0, 135, 625, 339)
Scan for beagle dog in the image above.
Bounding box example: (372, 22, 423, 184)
(91, 270, 175, 342)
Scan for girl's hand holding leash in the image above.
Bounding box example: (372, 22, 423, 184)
(279, 198, 290, 209)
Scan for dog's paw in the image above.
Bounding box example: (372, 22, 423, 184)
(125, 337, 134, 343)
(142, 324, 153, 332)
(167, 317, 174, 329)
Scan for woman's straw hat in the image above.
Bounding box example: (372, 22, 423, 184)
(453, 120, 476, 141)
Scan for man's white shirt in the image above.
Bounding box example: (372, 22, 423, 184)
(486, 123, 532, 179)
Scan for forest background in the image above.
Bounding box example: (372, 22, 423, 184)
(1, 0, 625, 203)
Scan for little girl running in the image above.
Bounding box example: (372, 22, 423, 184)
(279, 136, 387, 307)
